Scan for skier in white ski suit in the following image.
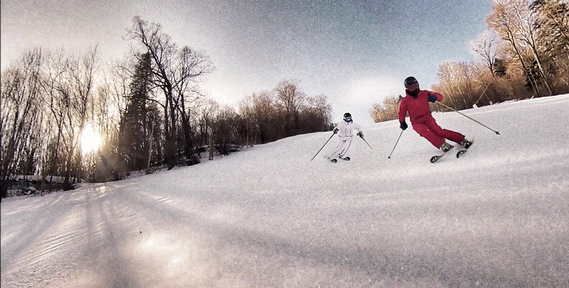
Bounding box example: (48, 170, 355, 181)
(326, 113, 363, 162)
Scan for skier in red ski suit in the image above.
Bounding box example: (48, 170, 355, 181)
(398, 76, 472, 152)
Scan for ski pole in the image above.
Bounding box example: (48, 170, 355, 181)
(387, 130, 404, 159)
(436, 102, 501, 135)
(360, 136, 373, 149)
(310, 133, 335, 162)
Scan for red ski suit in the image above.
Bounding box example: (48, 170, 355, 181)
(398, 90, 465, 148)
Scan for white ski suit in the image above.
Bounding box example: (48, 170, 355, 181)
(326, 120, 362, 160)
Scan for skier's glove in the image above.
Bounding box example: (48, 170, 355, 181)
(357, 132, 363, 138)
(333, 128, 339, 134)
(428, 94, 437, 103)
(400, 121, 408, 130)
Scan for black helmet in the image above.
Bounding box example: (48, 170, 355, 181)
(343, 112, 352, 122)
(404, 76, 418, 88)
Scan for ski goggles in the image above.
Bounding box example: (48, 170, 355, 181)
(405, 82, 419, 91)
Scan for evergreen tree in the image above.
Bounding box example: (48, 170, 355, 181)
(119, 53, 152, 171)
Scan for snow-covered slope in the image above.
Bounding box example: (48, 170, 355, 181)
(2, 95, 569, 288)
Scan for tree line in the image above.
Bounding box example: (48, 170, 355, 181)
(1, 17, 332, 198)
(371, 0, 569, 122)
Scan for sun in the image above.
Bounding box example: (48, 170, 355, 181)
(80, 124, 101, 154)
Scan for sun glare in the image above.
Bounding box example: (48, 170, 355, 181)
(81, 124, 101, 154)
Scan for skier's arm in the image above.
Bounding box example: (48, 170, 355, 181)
(398, 99, 408, 125)
(427, 91, 443, 103)
(399, 98, 407, 130)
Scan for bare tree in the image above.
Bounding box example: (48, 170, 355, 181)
(370, 95, 400, 123)
(125, 16, 213, 168)
(238, 99, 255, 146)
(196, 98, 220, 160)
(470, 30, 501, 77)
(275, 80, 306, 136)
(239, 82, 332, 143)
(531, 0, 569, 90)
(512, 0, 554, 94)
(436, 61, 465, 108)
(487, 0, 553, 95)
(173, 46, 213, 161)
(249, 91, 276, 144)
(301, 94, 332, 132)
(488, 0, 540, 95)
(212, 106, 239, 156)
(54, 47, 99, 185)
(125, 17, 177, 168)
(39, 49, 68, 183)
(1, 49, 45, 198)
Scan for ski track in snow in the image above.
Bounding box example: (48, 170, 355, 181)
(2, 94, 569, 287)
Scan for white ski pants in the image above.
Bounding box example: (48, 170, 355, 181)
(326, 137, 353, 159)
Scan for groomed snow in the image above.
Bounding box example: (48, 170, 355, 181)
(2, 94, 569, 287)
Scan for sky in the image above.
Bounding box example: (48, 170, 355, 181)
(2, 94, 569, 287)
(1, 0, 493, 124)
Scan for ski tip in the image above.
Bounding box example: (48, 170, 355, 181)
(456, 149, 467, 158)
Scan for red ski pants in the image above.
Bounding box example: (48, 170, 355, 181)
(412, 115, 464, 148)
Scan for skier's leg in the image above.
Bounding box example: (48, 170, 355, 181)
(424, 117, 465, 144)
(326, 140, 344, 159)
(413, 122, 445, 148)
(325, 144, 339, 159)
(338, 138, 353, 158)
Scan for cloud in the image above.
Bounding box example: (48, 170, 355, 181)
(346, 75, 401, 101)
(331, 74, 401, 125)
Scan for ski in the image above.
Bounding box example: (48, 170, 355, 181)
(431, 139, 474, 163)
(456, 149, 468, 158)
(329, 157, 350, 163)
(430, 153, 447, 163)
(430, 143, 454, 163)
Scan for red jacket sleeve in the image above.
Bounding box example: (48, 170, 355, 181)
(398, 98, 408, 123)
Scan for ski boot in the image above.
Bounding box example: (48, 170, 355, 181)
(460, 138, 473, 149)
(440, 142, 454, 153)
(431, 142, 454, 163)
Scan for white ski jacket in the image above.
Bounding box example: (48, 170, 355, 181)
(335, 121, 362, 139)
